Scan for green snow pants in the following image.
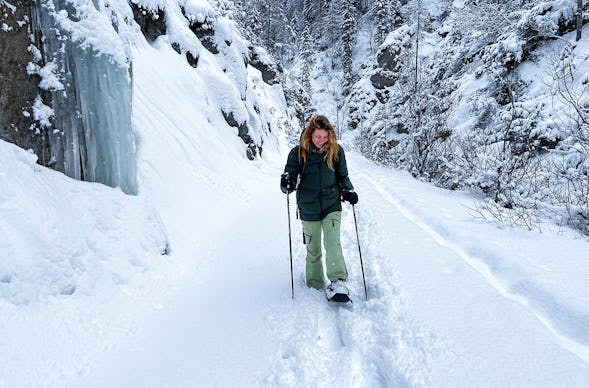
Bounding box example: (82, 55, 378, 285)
(301, 211, 348, 289)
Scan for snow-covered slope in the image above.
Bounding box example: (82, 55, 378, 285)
(0, 139, 167, 306)
(0, 137, 170, 384)
(1, 0, 294, 384)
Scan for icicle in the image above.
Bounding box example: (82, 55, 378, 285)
(32, 0, 137, 195)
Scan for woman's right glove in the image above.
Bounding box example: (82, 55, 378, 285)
(342, 190, 358, 205)
(280, 172, 296, 194)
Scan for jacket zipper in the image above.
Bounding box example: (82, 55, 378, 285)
(319, 159, 323, 212)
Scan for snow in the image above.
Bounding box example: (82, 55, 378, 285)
(0, 140, 167, 306)
(48, 0, 135, 66)
(36, 60, 64, 91)
(2, 5, 589, 388)
(32, 95, 54, 128)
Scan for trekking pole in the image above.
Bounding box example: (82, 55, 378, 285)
(352, 204, 368, 300)
(286, 191, 295, 299)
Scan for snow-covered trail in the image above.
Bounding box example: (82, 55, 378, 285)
(358, 159, 589, 366)
(72, 151, 589, 388)
(262, 153, 589, 387)
(74, 166, 287, 387)
(73, 156, 434, 388)
(346, 155, 589, 387)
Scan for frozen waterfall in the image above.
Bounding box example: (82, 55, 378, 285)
(33, 0, 137, 195)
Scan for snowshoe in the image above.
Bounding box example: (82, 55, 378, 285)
(326, 280, 351, 303)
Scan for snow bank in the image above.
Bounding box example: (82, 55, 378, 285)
(0, 140, 167, 305)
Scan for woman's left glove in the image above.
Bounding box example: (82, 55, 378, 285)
(342, 191, 358, 205)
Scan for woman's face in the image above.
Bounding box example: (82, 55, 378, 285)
(311, 128, 329, 149)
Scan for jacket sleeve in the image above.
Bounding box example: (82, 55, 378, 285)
(284, 146, 301, 178)
(336, 146, 354, 192)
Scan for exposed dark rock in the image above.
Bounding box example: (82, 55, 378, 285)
(375, 89, 389, 104)
(249, 51, 280, 85)
(0, 0, 51, 164)
(370, 44, 402, 90)
(186, 50, 198, 67)
(171, 42, 182, 54)
(397, 123, 409, 134)
(188, 20, 219, 54)
(370, 70, 397, 90)
(170, 42, 198, 67)
(376, 44, 401, 71)
(222, 110, 261, 160)
(131, 3, 166, 42)
(348, 105, 359, 129)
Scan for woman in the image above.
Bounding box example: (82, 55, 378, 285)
(280, 114, 358, 302)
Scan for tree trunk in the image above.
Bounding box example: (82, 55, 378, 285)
(576, 0, 583, 41)
(414, 0, 420, 94)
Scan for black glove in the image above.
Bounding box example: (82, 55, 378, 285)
(280, 172, 296, 194)
(342, 190, 358, 205)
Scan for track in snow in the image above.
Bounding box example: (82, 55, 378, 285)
(262, 172, 439, 387)
(359, 168, 589, 366)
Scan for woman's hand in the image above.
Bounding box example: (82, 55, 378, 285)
(342, 191, 358, 205)
(280, 172, 296, 194)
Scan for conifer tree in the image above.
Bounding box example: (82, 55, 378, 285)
(374, 0, 400, 45)
(576, 0, 583, 41)
(302, 0, 317, 25)
(341, 0, 357, 95)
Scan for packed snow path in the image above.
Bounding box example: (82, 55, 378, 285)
(73, 153, 589, 388)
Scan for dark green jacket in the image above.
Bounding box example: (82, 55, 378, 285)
(284, 144, 354, 221)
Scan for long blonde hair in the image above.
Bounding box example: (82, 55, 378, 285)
(300, 114, 339, 170)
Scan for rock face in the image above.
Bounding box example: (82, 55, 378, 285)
(2, 0, 285, 185)
(249, 51, 279, 85)
(222, 110, 261, 160)
(370, 45, 401, 90)
(0, 0, 50, 164)
(131, 4, 166, 42)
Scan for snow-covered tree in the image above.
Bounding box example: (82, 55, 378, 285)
(374, 0, 400, 45)
(576, 0, 583, 41)
(341, 0, 358, 95)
